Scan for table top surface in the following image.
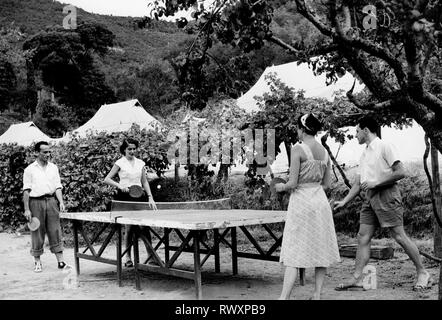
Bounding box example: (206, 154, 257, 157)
(60, 209, 287, 230)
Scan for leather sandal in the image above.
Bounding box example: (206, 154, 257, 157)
(413, 272, 434, 291)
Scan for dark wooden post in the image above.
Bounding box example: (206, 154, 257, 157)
(73, 221, 80, 275)
(116, 224, 122, 287)
(133, 227, 141, 290)
(214, 229, 220, 273)
(231, 227, 238, 275)
(175, 162, 179, 183)
(193, 231, 202, 300)
(431, 145, 442, 258)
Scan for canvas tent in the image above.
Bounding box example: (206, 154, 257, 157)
(65, 99, 161, 139)
(235, 61, 365, 174)
(0, 122, 53, 146)
(237, 61, 365, 113)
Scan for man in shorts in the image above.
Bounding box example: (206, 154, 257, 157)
(334, 116, 432, 291)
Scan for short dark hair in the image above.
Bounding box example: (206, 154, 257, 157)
(120, 138, 139, 155)
(35, 141, 49, 152)
(358, 116, 379, 135)
(297, 113, 322, 136)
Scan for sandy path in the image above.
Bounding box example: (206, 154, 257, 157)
(0, 232, 439, 300)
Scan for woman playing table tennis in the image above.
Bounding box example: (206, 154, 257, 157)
(275, 113, 340, 300)
(104, 138, 157, 267)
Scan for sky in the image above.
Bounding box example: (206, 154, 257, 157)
(55, 0, 197, 20)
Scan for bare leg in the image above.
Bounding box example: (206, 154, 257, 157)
(337, 224, 376, 289)
(353, 224, 376, 280)
(279, 266, 298, 300)
(389, 226, 429, 281)
(313, 267, 326, 300)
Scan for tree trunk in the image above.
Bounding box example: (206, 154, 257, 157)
(25, 59, 37, 116)
(217, 164, 229, 182)
(431, 145, 442, 258)
(174, 162, 179, 183)
(284, 141, 291, 169)
(439, 264, 442, 300)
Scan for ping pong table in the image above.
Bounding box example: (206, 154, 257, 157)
(61, 209, 294, 299)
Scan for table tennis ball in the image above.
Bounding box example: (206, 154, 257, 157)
(157, 185, 162, 190)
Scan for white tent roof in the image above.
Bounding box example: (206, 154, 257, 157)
(0, 122, 53, 146)
(237, 61, 365, 113)
(69, 99, 161, 138)
(235, 60, 365, 174)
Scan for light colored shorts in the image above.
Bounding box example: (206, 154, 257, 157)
(360, 184, 404, 228)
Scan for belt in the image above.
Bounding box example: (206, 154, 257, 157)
(30, 193, 55, 200)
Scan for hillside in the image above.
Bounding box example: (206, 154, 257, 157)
(0, 0, 193, 134)
(0, 0, 190, 62)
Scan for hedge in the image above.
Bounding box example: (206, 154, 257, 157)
(0, 126, 170, 230)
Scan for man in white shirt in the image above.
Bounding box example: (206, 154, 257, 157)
(334, 116, 432, 291)
(23, 141, 67, 272)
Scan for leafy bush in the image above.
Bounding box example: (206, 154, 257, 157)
(0, 126, 170, 231)
(0, 144, 32, 229)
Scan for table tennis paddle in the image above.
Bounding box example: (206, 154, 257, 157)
(27, 217, 40, 232)
(128, 185, 144, 198)
(270, 177, 287, 196)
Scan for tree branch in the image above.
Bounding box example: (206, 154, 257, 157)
(321, 133, 352, 189)
(420, 249, 442, 263)
(295, 0, 398, 98)
(423, 134, 442, 228)
(294, 0, 334, 37)
(346, 81, 397, 111)
(295, 0, 407, 89)
(268, 36, 338, 58)
(421, 42, 435, 74)
(342, 48, 398, 99)
(330, 1, 408, 88)
(420, 91, 442, 115)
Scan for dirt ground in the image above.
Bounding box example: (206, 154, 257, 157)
(0, 231, 439, 300)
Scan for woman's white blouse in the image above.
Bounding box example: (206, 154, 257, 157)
(115, 156, 145, 188)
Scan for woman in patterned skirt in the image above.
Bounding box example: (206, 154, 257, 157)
(275, 113, 340, 300)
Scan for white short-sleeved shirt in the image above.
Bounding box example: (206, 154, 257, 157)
(115, 156, 145, 188)
(23, 161, 63, 197)
(359, 137, 400, 184)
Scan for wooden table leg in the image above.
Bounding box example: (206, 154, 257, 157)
(164, 227, 170, 264)
(231, 227, 238, 275)
(133, 226, 141, 290)
(73, 221, 80, 275)
(193, 230, 202, 300)
(116, 224, 122, 287)
(214, 228, 220, 273)
(299, 268, 305, 286)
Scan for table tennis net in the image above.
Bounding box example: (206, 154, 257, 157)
(110, 198, 232, 211)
